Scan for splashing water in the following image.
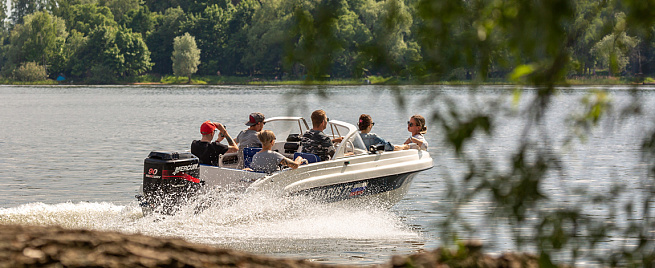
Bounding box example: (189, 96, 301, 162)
(0, 201, 142, 229)
(0, 189, 420, 260)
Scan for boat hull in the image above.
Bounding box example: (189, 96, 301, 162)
(290, 170, 423, 207)
(247, 149, 433, 206)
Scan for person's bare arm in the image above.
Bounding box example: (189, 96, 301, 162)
(394, 144, 409, 150)
(226, 144, 238, 153)
(409, 137, 423, 147)
(224, 134, 238, 153)
(281, 156, 304, 169)
(216, 123, 238, 153)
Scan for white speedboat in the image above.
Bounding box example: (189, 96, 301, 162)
(137, 117, 433, 215)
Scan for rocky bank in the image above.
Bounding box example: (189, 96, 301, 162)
(0, 224, 541, 267)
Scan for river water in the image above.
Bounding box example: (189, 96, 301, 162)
(0, 85, 654, 265)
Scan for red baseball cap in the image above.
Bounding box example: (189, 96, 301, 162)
(200, 120, 217, 135)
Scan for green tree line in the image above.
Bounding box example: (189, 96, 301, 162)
(0, 0, 653, 83)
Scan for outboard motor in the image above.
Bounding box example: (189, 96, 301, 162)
(139, 151, 202, 215)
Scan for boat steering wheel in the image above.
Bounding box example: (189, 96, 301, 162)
(344, 140, 354, 155)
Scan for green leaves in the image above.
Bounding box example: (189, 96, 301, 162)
(509, 64, 535, 82)
(287, 0, 342, 81)
(172, 32, 201, 81)
(6, 11, 67, 77)
(589, 13, 640, 76)
(115, 26, 153, 76)
(13, 61, 47, 81)
(65, 4, 116, 36)
(146, 7, 185, 75)
(68, 25, 152, 80)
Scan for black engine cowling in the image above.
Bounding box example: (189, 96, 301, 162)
(139, 151, 202, 215)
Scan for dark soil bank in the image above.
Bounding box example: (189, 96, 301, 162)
(0, 224, 543, 267)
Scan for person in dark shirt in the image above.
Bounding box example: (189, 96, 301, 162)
(300, 110, 343, 161)
(191, 120, 238, 166)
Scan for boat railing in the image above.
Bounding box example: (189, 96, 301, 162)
(328, 120, 368, 159)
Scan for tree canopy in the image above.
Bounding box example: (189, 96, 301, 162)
(0, 0, 652, 82)
(171, 32, 200, 82)
(3, 11, 67, 77)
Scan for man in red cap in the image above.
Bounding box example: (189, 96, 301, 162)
(235, 112, 265, 168)
(191, 120, 238, 166)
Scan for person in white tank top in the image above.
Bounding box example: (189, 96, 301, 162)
(395, 114, 428, 151)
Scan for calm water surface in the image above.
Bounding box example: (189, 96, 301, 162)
(0, 85, 654, 265)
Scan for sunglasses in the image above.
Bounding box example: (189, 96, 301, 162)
(371, 122, 375, 126)
(407, 121, 415, 127)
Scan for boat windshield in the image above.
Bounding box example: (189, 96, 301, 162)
(263, 117, 309, 141)
(263, 117, 367, 159)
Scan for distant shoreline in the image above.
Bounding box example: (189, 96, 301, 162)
(1, 75, 651, 86)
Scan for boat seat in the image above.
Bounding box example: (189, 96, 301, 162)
(293, 152, 320, 164)
(218, 152, 238, 167)
(243, 147, 262, 169)
(286, 133, 301, 142)
(284, 142, 300, 154)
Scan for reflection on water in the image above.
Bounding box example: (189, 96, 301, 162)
(1, 85, 655, 265)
